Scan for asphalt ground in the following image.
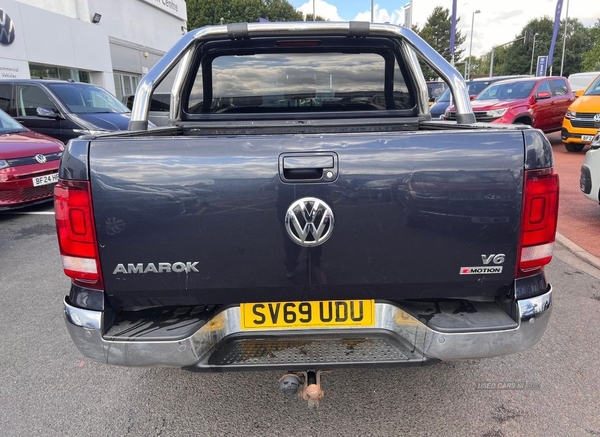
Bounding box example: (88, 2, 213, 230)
(1, 200, 600, 437)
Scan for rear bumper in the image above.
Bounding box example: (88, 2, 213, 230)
(64, 287, 553, 370)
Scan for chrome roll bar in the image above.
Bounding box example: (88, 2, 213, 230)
(128, 21, 475, 131)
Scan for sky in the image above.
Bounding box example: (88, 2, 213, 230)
(290, 0, 600, 58)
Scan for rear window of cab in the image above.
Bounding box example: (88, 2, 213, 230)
(184, 51, 415, 116)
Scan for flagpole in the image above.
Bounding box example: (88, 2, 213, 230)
(559, 0, 569, 76)
(548, 0, 564, 77)
(450, 0, 457, 66)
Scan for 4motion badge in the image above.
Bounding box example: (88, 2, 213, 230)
(460, 253, 505, 275)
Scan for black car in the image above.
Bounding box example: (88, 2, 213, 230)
(0, 79, 133, 143)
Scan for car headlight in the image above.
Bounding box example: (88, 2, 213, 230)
(565, 110, 576, 120)
(0, 159, 9, 170)
(486, 108, 508, 118)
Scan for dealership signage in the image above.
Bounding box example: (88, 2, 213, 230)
(0, 8, 16, 46)
(140, 0, 186, 20)
(536, 56, 548, 77)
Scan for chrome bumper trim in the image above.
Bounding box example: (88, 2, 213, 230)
(64, 287, 552, 367)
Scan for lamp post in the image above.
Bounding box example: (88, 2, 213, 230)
(467, 10, 481, 80)
(371, 0, 374, 23)
(529, 33, 539, 75)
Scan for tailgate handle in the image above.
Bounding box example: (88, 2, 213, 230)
(279, 153, 338, 183)
(283, 156, 333, 169)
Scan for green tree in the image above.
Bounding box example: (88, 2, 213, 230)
(415, 7, 466, 80)
(501, 17, 554, 76)
(553, 18, 594, 77)
(303, 13, 328, 21)
(187, 0, 303, 29)
(499, 17, 593, 77)
(582, 20, 600, 71)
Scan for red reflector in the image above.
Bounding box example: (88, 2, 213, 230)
(529, 198, 545, 224)
(69, 209, 87, 236)
(54, 180, 103, 289)
(516, 169, 559, 277)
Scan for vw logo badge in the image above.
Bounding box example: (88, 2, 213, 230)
(285, 197, 334, 247)
(34, 154, 47, 164)
(594, 114, 600, 123)
(0, 9, 15, 46)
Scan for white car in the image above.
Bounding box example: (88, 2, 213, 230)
(581, 133, 600, 204)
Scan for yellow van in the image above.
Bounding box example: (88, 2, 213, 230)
(562, 73, 600, 152)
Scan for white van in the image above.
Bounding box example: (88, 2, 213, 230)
(568, 72, 600, 94)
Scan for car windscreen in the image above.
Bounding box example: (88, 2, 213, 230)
(185, 51, 415, 115)
(583, 76, 600, 96)
(48, 84, 130, 114)
(475, 80, 537, 100)
(0, 108, 27, 133)
(436, 88, 451, 103)
(467, 81, 493, 96)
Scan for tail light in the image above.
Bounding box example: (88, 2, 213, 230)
(54, 179, 103, 289)
(516, 168, 559, 277)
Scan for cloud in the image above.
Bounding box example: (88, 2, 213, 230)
(295, 0, 600, 60)
(296, 0, 343, 21)
(352, 5, 404, 25)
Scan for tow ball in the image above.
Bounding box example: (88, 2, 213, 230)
(279, 370, 326, 408)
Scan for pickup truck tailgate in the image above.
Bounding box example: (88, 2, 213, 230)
(90, 129, 524, 307)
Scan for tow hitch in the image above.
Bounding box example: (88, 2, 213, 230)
(279, 370, 326, 408)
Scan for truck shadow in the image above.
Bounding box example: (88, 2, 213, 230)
(118, 358, 542, 435)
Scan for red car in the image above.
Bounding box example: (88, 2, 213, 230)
(0, 109, 64, 210)
(444, 76, 575, 132)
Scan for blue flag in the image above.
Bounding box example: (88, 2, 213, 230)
(449, 0, 457, 56)
(547, 0, 564, 72)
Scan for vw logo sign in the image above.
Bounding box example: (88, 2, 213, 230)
(0, 9, 15, 46)
(594, 114, 600, 123)
(285, 197, 334, 247)
(34, 154, 47, 164)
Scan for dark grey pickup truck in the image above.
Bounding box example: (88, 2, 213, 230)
(56, 22, 557, 405)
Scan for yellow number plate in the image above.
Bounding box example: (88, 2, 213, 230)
(240, 300, 375, 330)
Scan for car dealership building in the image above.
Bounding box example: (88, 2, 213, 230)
(0, 0, 187, 99)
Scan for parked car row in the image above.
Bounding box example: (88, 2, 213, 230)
(0, 78, 135, 210)
(443, 76, 575, 133)
(2, 71, 599, 211)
